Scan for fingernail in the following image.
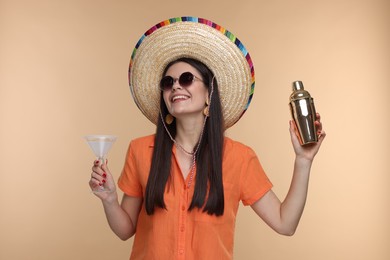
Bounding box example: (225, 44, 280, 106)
(99, 183, 103, 186)
(102, 173, 107, 178)
(94, 160, 99, 165)
(102, 179, 106, 183)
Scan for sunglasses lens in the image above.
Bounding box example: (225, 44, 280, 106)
(178, 72, 195, 87)
(160, 76, 174, 90)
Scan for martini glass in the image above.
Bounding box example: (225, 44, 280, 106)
(84, 135, 117, 192)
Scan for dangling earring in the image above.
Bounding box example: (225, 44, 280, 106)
(165, 114, 174, 125)
(203, 99, 209, 117)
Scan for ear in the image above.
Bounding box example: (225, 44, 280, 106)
(205, 89, 210, 105)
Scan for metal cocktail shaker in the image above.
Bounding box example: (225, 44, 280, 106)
(289, 81, 318, 145)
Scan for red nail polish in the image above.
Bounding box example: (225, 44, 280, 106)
(102, 179, 106, 183)
(99, 183, 103, 186)
(102, 173, 107, 178)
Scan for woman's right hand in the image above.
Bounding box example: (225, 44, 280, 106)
(89, 160, 118, 202)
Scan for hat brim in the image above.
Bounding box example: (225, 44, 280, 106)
(129, 17, 255, 129)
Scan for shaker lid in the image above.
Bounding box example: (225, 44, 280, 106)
(290, 80, 311, 101)
(292, 81, 305, 91)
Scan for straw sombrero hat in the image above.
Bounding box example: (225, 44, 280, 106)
(129, 16, 255, 129)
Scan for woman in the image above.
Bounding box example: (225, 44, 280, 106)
(89, 17, 325, 260)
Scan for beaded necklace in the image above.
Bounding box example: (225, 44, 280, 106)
(160, 112, 207, 188)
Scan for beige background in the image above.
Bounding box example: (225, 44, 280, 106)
(1, 0, 389, 259)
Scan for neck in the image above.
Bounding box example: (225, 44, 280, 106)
(160, 110, 208, 157)
(174, 116, 205, 153)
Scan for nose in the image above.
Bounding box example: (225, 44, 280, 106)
(171, 79, 182, 91)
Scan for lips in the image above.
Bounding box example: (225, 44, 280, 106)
(171, 95, 190, 102)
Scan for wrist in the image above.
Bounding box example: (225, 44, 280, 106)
(101, 190, 119, 205)
(295, 155, 314, 166)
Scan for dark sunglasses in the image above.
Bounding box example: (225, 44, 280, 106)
(159, 72, 203, 91)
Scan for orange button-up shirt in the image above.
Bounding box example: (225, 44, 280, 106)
(118, 135, 273, 260)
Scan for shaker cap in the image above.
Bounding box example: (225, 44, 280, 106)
(290, 80, 311, 101)
(292, 81, 305, 91)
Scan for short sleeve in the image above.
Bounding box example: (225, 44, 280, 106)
(240, 147, 273, 206)
(118, 141, 143, 197)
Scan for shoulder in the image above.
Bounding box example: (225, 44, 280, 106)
(124, 134, 155, 162)
(223, 137, 259, 165)
(224, 137, 255, 155)
(129, 134, 155, 148)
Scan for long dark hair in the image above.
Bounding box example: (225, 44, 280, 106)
(145, 57, 225, 216)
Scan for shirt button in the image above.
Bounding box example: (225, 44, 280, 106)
(181, 206, 186, 211)
(179, 249, 184, 255)
(180, 226, 185, 232)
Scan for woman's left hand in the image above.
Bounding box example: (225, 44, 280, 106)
(289, 113, 326, 161)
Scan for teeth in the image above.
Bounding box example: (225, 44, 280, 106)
(172, 95, 188, 102)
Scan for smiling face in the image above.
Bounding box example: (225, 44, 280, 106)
(162, 61, 209, 121)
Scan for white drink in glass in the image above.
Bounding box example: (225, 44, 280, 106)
(84, 135, 117, 191)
